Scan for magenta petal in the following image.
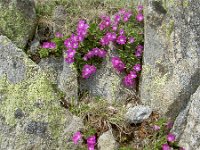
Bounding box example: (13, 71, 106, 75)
(152, 125, 160, 131)
(72, 131, 82, 144)
(167, 133, 176, 142)
(162, 143, 170, 150)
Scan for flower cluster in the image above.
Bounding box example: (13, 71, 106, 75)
(111, 57, 125, 73)
(136, 5, 144, 22)
(41, 41, 56, 49)
(152, 121, 185, 150)
(87, 135, 96, 150)
(72, 132, 96, 150)
(100, 32, 117, 46)
(83, 48, 107, 61)
(41, 6, 144, 87)
(135, 45, 144, 58)
(82, 64, 97, 79)
(123, 64, 141, 87)
(64, 20, 89, 63)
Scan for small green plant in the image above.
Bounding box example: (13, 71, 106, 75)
(39, 35, 64, 58)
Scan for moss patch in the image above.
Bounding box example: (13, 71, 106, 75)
(0, 7, 35, 48)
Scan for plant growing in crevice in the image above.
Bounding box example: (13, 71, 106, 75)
(41, 5, 144, 87)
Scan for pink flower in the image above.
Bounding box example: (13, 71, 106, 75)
(98, 49, 107, 58)
(136, 13, 144, 22)
(123, 11, 132, 22)
(129, 37, 135, 43)
(162, 143, 170, 150)
(167, 133, 176, 142)
(166, 121, 173, 129)
(112, 24, 118, 31)
(119, 29, 125, 35)
(72, 131, 82, 144)
(66, 49, 76, 58)
(133, 64, 142, 72)
(87, 135, 96, 148)
(71, 34, 79, 42)
(64, 39, 72, 49)
(41, 42, 56, 49)
(116, 35, 127, 45)
(123, 75, 135, 87)
(82, 65, 97, 79)
(41, 42, 50, 49)
(129, 71, 137, 79)
(111, 57, 125, 72)
(100, 37, 109, 46)
(179, 147, 185, 150)
(114, 13, 121, 22)
(152, 125, 160, 131)
(65, 57, 74, 64)
(138, 5, 143, 12)
(135, 51, 142, 57)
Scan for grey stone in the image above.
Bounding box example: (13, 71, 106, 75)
(172, 86, 200, 150)
(58, 53, 78, 104)
(64, 115, 84, 141)
(125, 105, 152, 124)
(25, 121, 48, 136)
(98, 130, 119, 150)
(14, 108, 24, 119)
(29, 39, 40, 55)
(0, 35, 78, 149)
(80, 44, 136, 103)
(0, 36, 27, 83)
(140, 0, 200, 118)
(53, 5, 67, 33)
(36, 20, 54, 42)
(38, 56, 63, 84)
(0, 0, 37, 49)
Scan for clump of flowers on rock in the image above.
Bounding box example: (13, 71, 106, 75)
(41, 6, 144, 88)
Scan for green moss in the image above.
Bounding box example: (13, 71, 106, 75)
(0, 7, 35, 49)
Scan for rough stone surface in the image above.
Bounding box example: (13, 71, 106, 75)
(125, 105, 152, 124)
(140, 0, 200, 117)
(0, 0, 37, 49)
(80, 44, 136, 103)
(98, 130, 119, 150)
(58, 53, 79, 103)
(29, 39, 40, 55)
(172, 86, 200, 150)
(38, 56, 63, 84)
(0, 35, 79, 149)
(53, 5, 67, 33)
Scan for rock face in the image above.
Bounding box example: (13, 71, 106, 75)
(80, 45, 136, 103)
(125, 105, 152, 124)
(172, 86, 200, 150)
(53, 5, 67, 33)
(140, 0, 200, 117)
(0, 35, 80, 149)
(58, 53, 79, 103)
(98, 130, 119, 150)
(0, 0, 37, 49)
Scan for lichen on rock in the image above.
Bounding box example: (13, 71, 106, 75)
(0, 35, 76, 149)
(0, 0, 37, 49)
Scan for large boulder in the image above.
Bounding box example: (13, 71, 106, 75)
(0, 35, 80, 149)
(140, 0, 200, 117)
(172, 86, 200, 150)
(0, 0, 37, 49)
